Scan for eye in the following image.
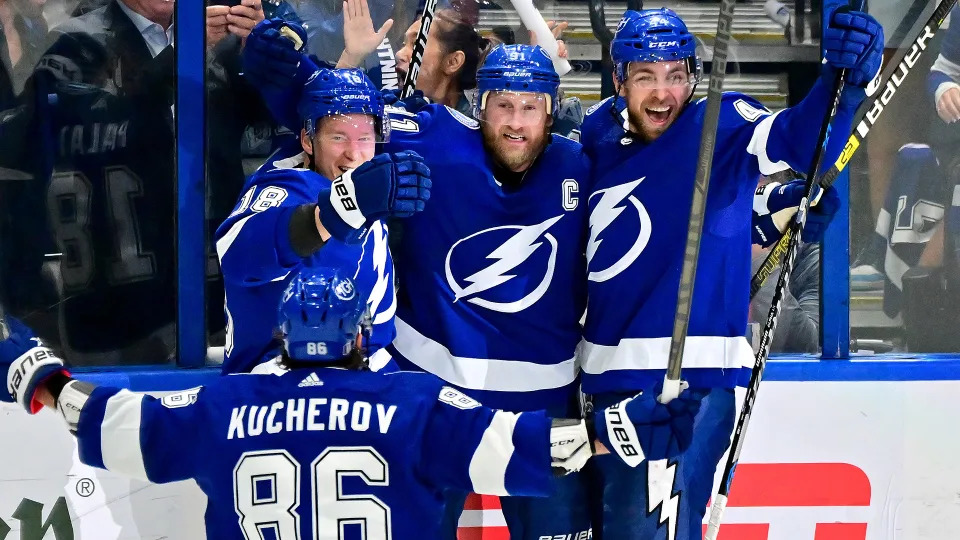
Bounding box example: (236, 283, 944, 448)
(330, 135, 347, 143)
(668, 72, 686, 85)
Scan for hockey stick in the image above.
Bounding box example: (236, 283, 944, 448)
(400, 0, 439, 98)
(510, 0, 572, 76)
(709, 2, 892, 537)
(661, 0, 739, 403)
(749, 0, 957, 298)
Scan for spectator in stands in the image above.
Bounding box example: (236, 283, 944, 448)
(750, 242, 821, 353)
(392, 5, 488, 113)
(0, 0, 47, 108)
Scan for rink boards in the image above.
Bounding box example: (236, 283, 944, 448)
(1, 359, 959, 540)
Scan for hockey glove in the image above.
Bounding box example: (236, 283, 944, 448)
(752, 181, 840, 246)
(316, 151, 432, 243)
(822, 8, 884, 89)
(1, 318, 66, 414)
(242, 19, 320, 131)
(382, 89, 432, 113)
(594, 386, 701, 465)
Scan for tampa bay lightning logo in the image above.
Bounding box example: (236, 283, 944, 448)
(334, 279, 355, 301)
(587, 178, 651, 282)
(445, 215, 564, 313)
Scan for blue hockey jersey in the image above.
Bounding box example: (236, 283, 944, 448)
(215, 143, 396, 374)
(580, 79, 856, 393)
(71, 368, 552, 540)
(382, 104, 591, 413)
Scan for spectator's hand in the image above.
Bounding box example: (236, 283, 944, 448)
(228, 0, 266, 44)
(529, 20, 569, 59)
(339, 0, 394, 68)
(937, 87, 960, 124)
(0, 318, 66, 414)
(206, 5, 231, 48)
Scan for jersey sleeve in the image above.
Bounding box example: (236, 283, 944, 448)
(929, 7, 960, 103)
(74, 385, 212, 484)
(381, 104, 472, 155)
(726, 77, 858, 181)
(416, 386, 553, 497)
(215, 168, 323, 286)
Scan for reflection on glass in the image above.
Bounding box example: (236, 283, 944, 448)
(0, 0, 176, 365)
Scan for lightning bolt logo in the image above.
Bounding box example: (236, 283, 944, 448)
(648, 459, 681, 540)
(444, 215, 564, 313)
(587, 178, 652, 282)
(359, 221, 396, 325)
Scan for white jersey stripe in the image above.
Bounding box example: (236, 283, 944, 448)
(393, 317, 578, 392)
(580, 336, 753, 375)
(746, 109, 791, 176)
(215, 214, 255, 262)
(468, 410, 520, 495)
(100, 390, 148, 481)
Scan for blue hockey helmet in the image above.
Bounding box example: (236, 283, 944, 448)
(474, 44, 561, 118)
(297, 68, 389, 141)
(610, 9, 702, 85)
(278, 267, 365, 362)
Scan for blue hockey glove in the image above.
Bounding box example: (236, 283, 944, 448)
(752, 181, 841, 246)
(317, 151, 432, 243)
(802, 183, 841, 243)
(594, 386, 701, 465)
(382, 89, 432, 113)
(822, 9, 884, 88)
(242, 19, 319, 131)
(1, 318, 66, 414)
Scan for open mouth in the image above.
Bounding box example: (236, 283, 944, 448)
(338, 166, 350, 173)
(645, 105, 672, 125)
(503, 133, 526, 143)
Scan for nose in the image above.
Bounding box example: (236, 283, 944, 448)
(651, 86, 670, 101)
(396, 45, 411, 68)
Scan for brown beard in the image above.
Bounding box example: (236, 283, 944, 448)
(482, 123, 551, 173)
(626, 107, 671, 143)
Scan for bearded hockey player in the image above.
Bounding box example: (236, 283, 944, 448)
(1, 266, 700, 540)
(579, 7, 882, 539)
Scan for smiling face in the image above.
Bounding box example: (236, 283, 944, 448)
(301, 114, 377, 180)
(479, 91, 552, 172)
(620, 60, 695, 142)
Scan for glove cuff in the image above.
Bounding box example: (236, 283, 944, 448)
(597, 397, 647, 467)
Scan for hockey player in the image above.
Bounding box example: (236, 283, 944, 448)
(579, 8, 882, 539)
(215, 67, 432, 374)
(1, 266, 701, 540)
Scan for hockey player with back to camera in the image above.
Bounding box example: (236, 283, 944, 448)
(578, 7, 881, 539)
(215, 66, 431, 375)
(1, 266, 699, 539)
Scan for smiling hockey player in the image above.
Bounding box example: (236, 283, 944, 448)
(578, 7, 882, 539)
